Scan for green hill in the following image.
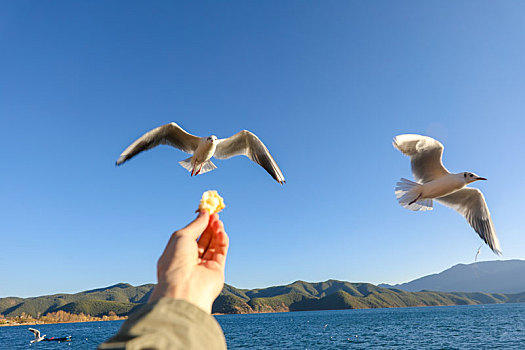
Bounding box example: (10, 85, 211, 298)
(1, 280, 523, 318)
(57, 300, 137, 317)
(0, 283, 153, 318)
(210, 280, 524, 314)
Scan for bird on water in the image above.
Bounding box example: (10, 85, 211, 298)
(29, 328, 46, 343)
(393, 134, 501, 255)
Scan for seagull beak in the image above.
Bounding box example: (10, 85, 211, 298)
(477, 177, 487, 181)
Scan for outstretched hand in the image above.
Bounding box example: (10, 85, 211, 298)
(148, 211, 229, 314)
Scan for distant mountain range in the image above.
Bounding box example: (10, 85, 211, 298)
(1, 260, 524, 318)
(213, 280, 525, 314)
(0, 283, 152, 318)
(379, 259, 525, 294)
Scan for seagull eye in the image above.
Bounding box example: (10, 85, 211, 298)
(470, 174, 473, 177)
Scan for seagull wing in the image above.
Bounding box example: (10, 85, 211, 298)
(116, 122, 201, 166)
(28, 328, 40, 338)
(393, 134, 449, 183)
(437, 188, 501, 254)
(214, 130, 285, 184)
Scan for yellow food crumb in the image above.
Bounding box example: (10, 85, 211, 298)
(198, 190, 226, 214)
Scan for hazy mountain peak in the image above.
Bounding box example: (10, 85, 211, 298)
(380, 259, 525, 293)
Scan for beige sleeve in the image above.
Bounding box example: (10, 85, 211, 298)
(98, 298, 227, 350)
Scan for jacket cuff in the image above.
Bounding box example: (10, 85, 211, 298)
(99, 298, 227, 350)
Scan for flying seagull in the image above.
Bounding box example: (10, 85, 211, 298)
(29, 328, 46, 343)
(116, 122, 285, 184)
(393, 134, 501, 254)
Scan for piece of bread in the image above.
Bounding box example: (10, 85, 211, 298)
(197, 190, 225, 214)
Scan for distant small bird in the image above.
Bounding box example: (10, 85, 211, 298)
(116, 122, 286, 184)
(393, 134, 501, 254)
(29, 328, 46, 343)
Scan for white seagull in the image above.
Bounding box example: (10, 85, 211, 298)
(116, 122, 286, 184)
(393, 134, 501, 254)
(29, 328, 46, 343)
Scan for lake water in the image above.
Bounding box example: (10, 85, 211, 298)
(1, 303, 524, 349)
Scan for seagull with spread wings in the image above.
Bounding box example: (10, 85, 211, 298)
(29, 328, 46, 343)
(393, 134, 501, 255)
(116, 122, 285, 184)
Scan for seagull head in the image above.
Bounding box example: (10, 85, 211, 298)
(463, 172, 487, 184)
(206, 135, 218, 143)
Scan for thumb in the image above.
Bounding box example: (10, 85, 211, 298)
(178, 211, 210, 239)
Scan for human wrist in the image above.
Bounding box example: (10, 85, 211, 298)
(149, 282, 213, 314)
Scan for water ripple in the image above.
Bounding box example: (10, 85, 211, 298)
(216, 303, 525, 350)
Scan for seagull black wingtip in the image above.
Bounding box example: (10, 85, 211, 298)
(115, 157, 125, 167)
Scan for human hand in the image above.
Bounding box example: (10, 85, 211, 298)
(148, 211, 229, 314)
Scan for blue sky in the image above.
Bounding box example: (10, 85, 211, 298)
(1, 1, 524, 297)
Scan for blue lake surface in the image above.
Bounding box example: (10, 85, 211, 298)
(1, 303, 524, 349)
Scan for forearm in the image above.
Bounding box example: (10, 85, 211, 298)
(98, 298, 227, 350)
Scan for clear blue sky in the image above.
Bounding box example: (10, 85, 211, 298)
(1, 1, 524, 298)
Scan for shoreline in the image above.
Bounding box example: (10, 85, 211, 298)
(3, 302, 521, 326)
(0, 317, 127, 327)
(211, 301, 525, 316)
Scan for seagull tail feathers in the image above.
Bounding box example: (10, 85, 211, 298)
(178, 157, 217, 175)
(395, 178, 433, 211)
(179, 157, 194, 172)
(198, 160, 217, 174)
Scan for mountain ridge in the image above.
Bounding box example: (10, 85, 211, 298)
(2, 260, 524, 317)
(2, 281, 525, 318)
(379, 259, 525, 293)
